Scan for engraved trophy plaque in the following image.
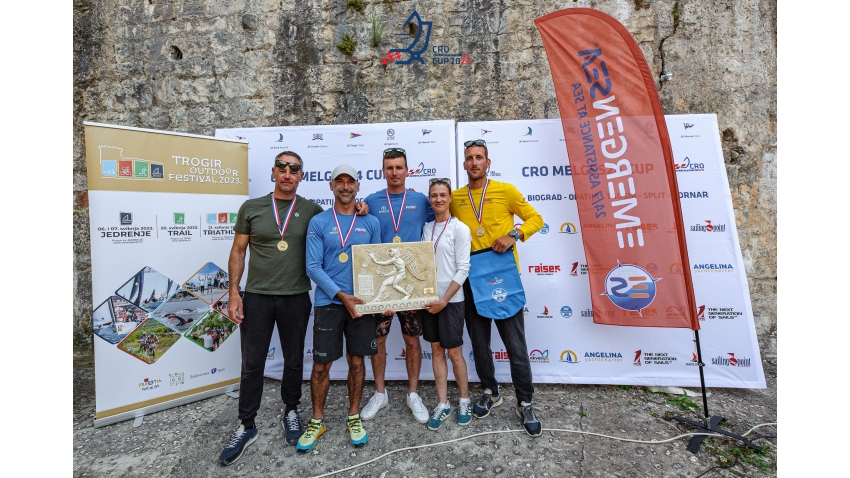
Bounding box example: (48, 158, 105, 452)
(351, 242, 439, 315)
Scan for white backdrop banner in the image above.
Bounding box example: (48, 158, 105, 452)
(213, 115, 764, 388)
(456, 115, 765, 387)
(85, 123, 249, 426)
(215, 120, 457, 380)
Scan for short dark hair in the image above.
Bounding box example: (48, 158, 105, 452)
(274, 150, 303, 166)
(463, 142, 488, 160)
(383, 150, 407, 168)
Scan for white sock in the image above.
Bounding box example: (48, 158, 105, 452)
(459, 397, 471, 404)
(375, 391, 386, 397)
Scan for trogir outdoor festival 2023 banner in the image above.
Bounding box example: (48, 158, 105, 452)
(535, 8, 698, 330)
(85, 123, 248, 426)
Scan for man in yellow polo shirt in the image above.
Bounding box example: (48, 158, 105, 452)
(450, 139, 545, 437)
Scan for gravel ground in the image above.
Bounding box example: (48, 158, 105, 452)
(73, 353, 777, 477)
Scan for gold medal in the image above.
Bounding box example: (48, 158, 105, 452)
(392, 235, 402, 243)
(476, 226, 485, 237)
(277, 240, 288, 251)
(338, 252, 349, 263)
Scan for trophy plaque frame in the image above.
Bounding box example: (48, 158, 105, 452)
(351, 241, 439, 315)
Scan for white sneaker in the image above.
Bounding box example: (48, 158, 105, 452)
(406, 392, 429, 424)
(361, 391, 388, 420)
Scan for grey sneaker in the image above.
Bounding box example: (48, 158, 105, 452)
(516, 401, 542, 437)
(472, 388, 502, 418)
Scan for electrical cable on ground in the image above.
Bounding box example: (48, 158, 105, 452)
(308, 422, 777, 478)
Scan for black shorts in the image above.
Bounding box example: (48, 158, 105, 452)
(376, 309, 424, 338)
(422, 302, 465, 349)
(311, 304, 380, 363)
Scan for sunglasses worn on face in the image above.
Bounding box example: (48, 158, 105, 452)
(274, 160, 302, 173)
(429, 178, 452, 187)
(463, 139, 486, 148)
(383, 148, 406, 155)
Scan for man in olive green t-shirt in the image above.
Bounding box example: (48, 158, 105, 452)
(219, 151, 327, 465)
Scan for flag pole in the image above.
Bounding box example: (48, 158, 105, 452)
(664, 329, 763, 453)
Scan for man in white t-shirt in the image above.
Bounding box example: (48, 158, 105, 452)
(201, 327, 215, 351)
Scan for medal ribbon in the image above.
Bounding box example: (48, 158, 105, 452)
(431, 216, 452, 253)
(467, 179, 490, 226)
(332, 208, 358, 251)
(385, 189, 408, 236)
(272, 194, 297, 240)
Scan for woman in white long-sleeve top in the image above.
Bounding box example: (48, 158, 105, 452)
(420, 178, 473, 430)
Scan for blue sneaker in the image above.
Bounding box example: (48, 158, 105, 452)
(456, 398, 472, 426)
(282, 410, 303, 446)
(427, 403, 452, 430)
(219, 425, 259, 466)
(516, 401, 543, 437)
(472, 389, 502, 418)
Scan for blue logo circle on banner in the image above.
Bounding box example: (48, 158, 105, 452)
(560, 306, 572, 318)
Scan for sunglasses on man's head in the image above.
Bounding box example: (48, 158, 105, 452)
(383, 148, 406, 155)
(463, 139, 487, 148)
(274, 160, 302, 173)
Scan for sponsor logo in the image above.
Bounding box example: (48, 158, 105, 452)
(675, 156, 705, 172)
(120, 212, 133, 225)
(523, 127, 533, 136)
(139, 377, 162, 391)
(134, 160, 149, 178)
(469, 350, 474, 361)
(150, 164, 163, 179)
(487, 167, 503, 177)
(684, 123, 694, 129)
(211, 368, 217, 374)
(407, 162, 437, 177)
(312, 133, 323, 141)
(711, 353, 752, 368)
(101, 160, 117, 177)
(559, 350, 579, 363)
(396, 348, 406, 361)
(305, 348, 313, 359)
(636, 351, 677, 365)
(523, 306, 529, 317)
(489, 277, 504, 286)
(371, 339, 377, 349)
(189, 371, 210, 379)
(602, 262, 660, 314)
(173, 213, 185, 225)
(169, 373, 184, 386)
(691, 220, 726, 233)
(529, 349, 550, 363)
(267, 347, 275, 360)
(703, 306, 743, 320)
(236, 135, 247, 140)
(118, 160, 133, 177)
(386, 129, 395, 141)
(692, 263, 734, 273)
(667, 306, 687, 318)
(492, 349, 510, 362)
(584, 351, 623, 362)
(537, 306, 553, 319)
(522, 165, 571, 177)
(679, 191, 709, 199)
(528, 264, 561, 275)
(569, 262, 588, 276)
(492, 288, 507, 302)
(422, 129, 431, 135)
(580, 308, 593, 318)
(481, 129, 492, 135)
(539, 223, 550, 234)
(646, 263, 658, 274)
(560, 306, 572, 318)
(382, 11, 471, 66)
(350, 132, 362, 138)
(275, 134, 285, 142)
(687, 353, 700, 366)
(560, 222, 579, 234)
(697, 305, 705, 321)
(670, 263, 684, 275)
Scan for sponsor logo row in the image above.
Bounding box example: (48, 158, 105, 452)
(139, 367, 226, 392)
(523, 304, 744, 321)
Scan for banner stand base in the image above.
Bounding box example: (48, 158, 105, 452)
(664, 330, 762, 453)
(665, 414, 762, 453)
(93, 383, 240, 428)
(225, 391, 240, 399)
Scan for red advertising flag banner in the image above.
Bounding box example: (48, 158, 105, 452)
(534, 8, 698, 329)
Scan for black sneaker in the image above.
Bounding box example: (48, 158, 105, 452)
(219, 424, 259, 466)
(472, 388, 502, 419)
(282, 410, 304, 446)
(515, 402, 542, 437)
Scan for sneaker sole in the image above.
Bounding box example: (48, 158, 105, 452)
(296, 426, 326, 453)
(515, 407, 542, 437)
(473, 396, 503, 419)
(220, 433, 258, 466)
(427, 415, 450, 431)
(349, 433, 369, 447)
(456, 417, 472, 426)
(360, 400, 388, 421)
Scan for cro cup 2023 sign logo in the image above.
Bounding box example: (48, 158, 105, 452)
(602, 262, 660, 315)
(381, 11, 471, 66)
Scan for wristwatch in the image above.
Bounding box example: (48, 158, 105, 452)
(508, 228, 519, 240)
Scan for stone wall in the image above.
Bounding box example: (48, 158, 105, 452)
(73, 0, 777, 354)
